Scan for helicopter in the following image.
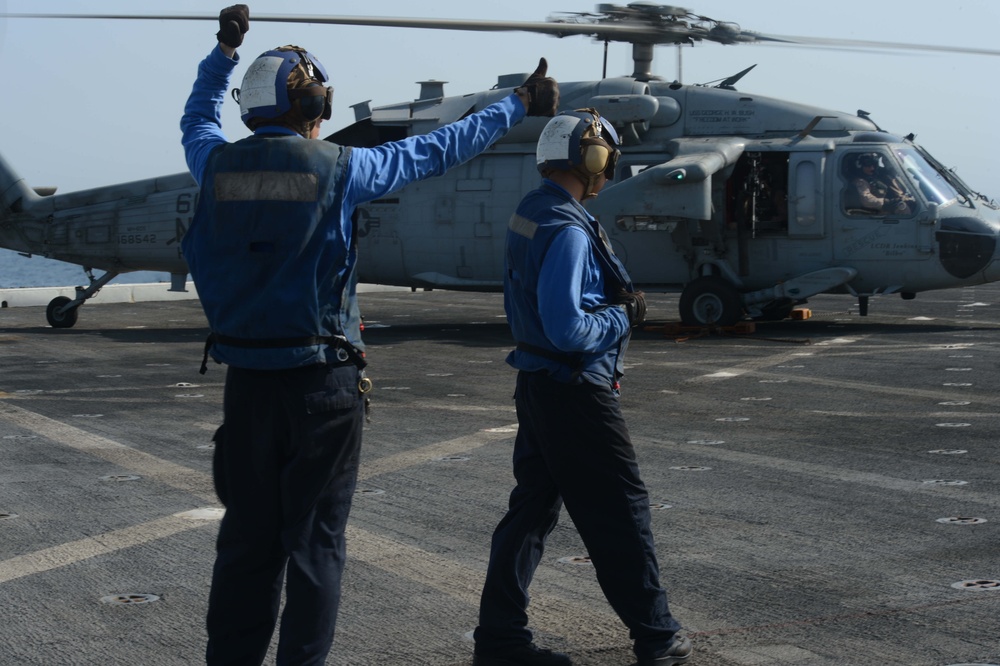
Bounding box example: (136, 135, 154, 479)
(3, 3, 1000, 328)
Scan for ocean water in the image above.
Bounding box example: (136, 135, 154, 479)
(0, 248, 171, 288)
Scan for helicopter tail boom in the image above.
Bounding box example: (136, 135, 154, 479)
(0, 152, 47, 258)
(0, 151, 42, 216)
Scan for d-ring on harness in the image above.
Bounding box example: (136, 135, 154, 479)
(199, 332, 368, 374)
(200, 333, 375, 420)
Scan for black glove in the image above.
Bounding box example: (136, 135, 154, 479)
(217, 4, 250, 48)
(616, 290, 647, 327)
(520, 58, 559, 117)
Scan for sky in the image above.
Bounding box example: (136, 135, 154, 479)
(1, 0, 999, 283)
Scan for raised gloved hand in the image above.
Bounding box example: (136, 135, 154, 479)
(518, 58, 559, 117)
(616, 290, 647, 327)
(217, 4, 250, 48)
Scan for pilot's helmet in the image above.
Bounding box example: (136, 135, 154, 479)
(233, 45, 333, 136)
(856, 153, 881, 170)
(536, 108, 621, 181)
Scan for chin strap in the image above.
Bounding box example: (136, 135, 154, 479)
(571, 167, 602, 200)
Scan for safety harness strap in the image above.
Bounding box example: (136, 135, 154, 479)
(199, 333, 367, 374)
(515, 341, 583, 379)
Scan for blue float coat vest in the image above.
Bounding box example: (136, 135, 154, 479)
(182, 135, 356, 370)
(505, 182, 635, 385)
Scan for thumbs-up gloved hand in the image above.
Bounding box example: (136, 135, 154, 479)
(517, 58, 559, 117)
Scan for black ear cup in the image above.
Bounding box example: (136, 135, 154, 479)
(298, 95, 325, 121)
(289, 83, 332, 122)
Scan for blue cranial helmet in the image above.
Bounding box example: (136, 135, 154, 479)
(234, 46, 332, 129)
(536, 108, 620, 179)
(536, 108, 620, 199)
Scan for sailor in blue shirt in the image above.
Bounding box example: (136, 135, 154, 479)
(179, 6, 558, 666)
(473, 110, 692, 666)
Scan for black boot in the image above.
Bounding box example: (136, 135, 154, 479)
(473, 643, 573, 666)
(634, 635, 692, 666)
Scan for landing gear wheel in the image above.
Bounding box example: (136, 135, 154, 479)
(679, 276, 744, 327)
(46, 296, 79, 328)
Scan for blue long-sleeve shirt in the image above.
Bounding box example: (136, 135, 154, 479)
(181, 44, 526, 203)
(180, 44, 526, 370)
(538, 220, 630, 352)
(505, 180, 632, 386)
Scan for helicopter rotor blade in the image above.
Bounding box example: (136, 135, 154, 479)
(0, 13, 672, 41)
(747, 32, 1000, 58)
(4, 12, 1000, 58)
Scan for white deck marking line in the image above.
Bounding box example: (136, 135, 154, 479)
(0, 511, 219, 585)
(687, 341, 869, 381)
(641, 436, 1000, 508)
(358, 423, 518, 481)
(751, 371, 1000, 406)
(701, 371, 743, 378)
(0, 401, 216, 501)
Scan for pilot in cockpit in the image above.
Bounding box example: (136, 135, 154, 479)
(846, 153, 914, 215)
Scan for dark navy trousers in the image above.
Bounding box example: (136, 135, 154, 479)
(475, 370, 682, 660)
(205, 362, 364, 666)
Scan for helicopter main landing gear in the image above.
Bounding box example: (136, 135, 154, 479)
(46, 296, 79, 328)
(678, 276, 745, 327)
(45, 269, 120, 328)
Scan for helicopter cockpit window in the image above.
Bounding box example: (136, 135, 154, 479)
(841, 152, 916, 217)
(892, 147, 959, 207)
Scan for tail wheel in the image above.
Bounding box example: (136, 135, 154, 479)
(46, 296, 80, 328)
(679, 276, 744, 326)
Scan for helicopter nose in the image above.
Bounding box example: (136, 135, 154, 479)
(975, 213, 1000, 283)
(936, 214, 999, 282)
(982, 237, 1000, 283)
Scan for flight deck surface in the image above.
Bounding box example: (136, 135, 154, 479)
(1, 288, 998, 665)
